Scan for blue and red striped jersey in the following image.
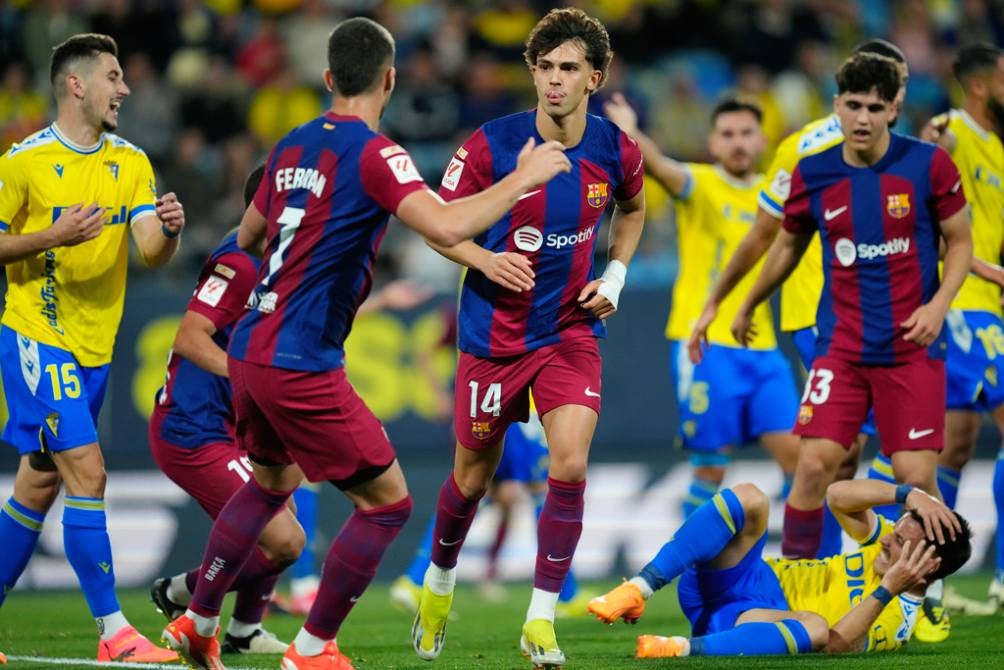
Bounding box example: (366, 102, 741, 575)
(782, 133, 967, 364)
(229, 112, 428, 371)
(440, 110, 643, 358)
(154, 231, 259, 448)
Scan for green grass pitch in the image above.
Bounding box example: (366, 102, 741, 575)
(1, 577, 1002, 669)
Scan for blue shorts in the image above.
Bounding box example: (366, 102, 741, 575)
(669, 341, 798, 451)
(0, 326, 109, 454)
(677, 533, 789, 635)
(944, 310, 1004, 411)
(494, 419, 548, 484)
(792, 326, 877, 436)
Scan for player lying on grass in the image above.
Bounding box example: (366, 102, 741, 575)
(588, 478, 970, 656)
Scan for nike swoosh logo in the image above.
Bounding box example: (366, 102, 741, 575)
(546, 554, 571, 562)
(438, 538, 462, 547)
(824, 206, 847, 221)
(518, 189, 542, 201)
(584, 386, 601, 398)
(350, 595, 360, 603)
(908, 428, 934, 440)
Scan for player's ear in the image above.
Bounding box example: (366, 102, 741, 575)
(322, 69, 334, 93)
(384, 66, 396, 95)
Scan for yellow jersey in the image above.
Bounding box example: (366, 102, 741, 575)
(935, 110, 1004, 313)
(767, 517, 921, 652)
(760, 114, 844, 332)
(0, 125, 158, 366)
(665, 163, 777, 350)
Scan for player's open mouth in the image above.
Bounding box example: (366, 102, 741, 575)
(852, 130, 870, 140)
(546, 91, 564, 104)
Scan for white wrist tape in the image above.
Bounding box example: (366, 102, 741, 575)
(596, 259, 627, 309)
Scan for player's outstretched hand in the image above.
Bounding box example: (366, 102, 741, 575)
(515, 138, 571, 189)
(880, 540, 939, 596)
(905, 488, 962, 545)
(483, 252, 535, 292)
(603, 93, 639, 135)
(920, 116, 955, 152)
(730, 309, 757, 349)
(900, 302, 947, 346)
(156, 191, 186, 237)
(687, 302, 718, 364)
(376, 279, 435, 311)
(578, 279, 616, 319)
(50, 203, 106, 247)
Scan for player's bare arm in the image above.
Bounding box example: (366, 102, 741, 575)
(578, 186, 645, 319)
(603, 93, 689, 196)
(427, 240, 535, 293)
(729, 228, 812, 350)
(826, 539, 938, 653)
(130, 191, 185, 266)
(236, 202, 268, 255)
(688, 206, 783, 363)
(356, 279, 434, 316)
(0, 203, 105, 265)
(173, 310, 228, 378)
(901, 206, 972, 346)
(396, 138, 571, 248)
(826, 479, 961, 546)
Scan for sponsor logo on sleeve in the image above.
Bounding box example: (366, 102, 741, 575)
(456, 147, 469, 160)
(441, 157, 465, 191)
(380, 144, 406, 159)
(197, 276, 229, 307)
(770, 168, 791, 200)
(387, 154, 423, 185)
(213, 263, 236, 279)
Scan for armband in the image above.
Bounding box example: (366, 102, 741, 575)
(895, 484, 914, 505)
(161, 224, 181, 239)
(871, 586, 893, 606)
(595, 260, 627, 310)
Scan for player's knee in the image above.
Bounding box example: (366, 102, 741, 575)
(266, 524, 307, 568)
(731, 483, 768, 524)
(13, 470, 60, 513)
(548, 452, 587, 482)
(794, 454, 832, 493)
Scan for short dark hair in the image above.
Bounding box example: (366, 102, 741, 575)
(244, 163, 267, 209)
(50, 33, 118, 91)
(953, 43, 1002, 84)
(326, 17, 395, 97)
(524, 8, 613, 89)
(852, 38, 906, 65)
(908, 509, 973, 581)
(835, 52, 901, 102)
(711, 98, 763, 125)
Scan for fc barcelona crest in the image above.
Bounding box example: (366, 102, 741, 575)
(472, 421, 491, 440)
(886, 193, 911, 219)
(586, 182, 609, 208)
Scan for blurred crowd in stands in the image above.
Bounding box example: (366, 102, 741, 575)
(1, 0, 1002, 289)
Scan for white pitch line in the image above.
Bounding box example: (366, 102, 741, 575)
(7, 656, 258, 670)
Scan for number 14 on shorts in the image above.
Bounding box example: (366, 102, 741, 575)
(469, 381, 501, 417)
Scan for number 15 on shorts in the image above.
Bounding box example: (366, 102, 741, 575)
(801, 368, 833, 404)
(469, 381, 501, 417)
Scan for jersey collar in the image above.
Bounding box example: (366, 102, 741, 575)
(50, 123, 103, 154)
(957, 109, 990, 141)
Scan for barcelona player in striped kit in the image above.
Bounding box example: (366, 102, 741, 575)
(411, 9, 645, 668)
(161, 17, 570, 670)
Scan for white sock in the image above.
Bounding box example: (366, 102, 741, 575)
(226, 618, 261, 638)
(185, 609, 220, 638)
(676, 636, 692, 656)
(97, 610, 129, 640)
(425, 564, 456, 596)
(293, 627, 328, 656)
(167, 573, 192, 605)
(927, 579, 944, 603)
(525, 588, 559, 623)
(291, 575, 320, 598)
(630, 576, 654, 600)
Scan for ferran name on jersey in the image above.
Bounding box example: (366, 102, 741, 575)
(586, 182, 609, 208)
(886, 194, 911, 219)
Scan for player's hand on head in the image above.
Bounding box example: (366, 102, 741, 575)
(881, 539, 940, 595)
(687, 303, 718, 364)
(50, 203, 106, 247)
(603, 93, 638, 134)
(515, 138, 571, 188)
(900, 303, 947, 347)
(905, 489, 961, 545)
(577, 278, 616, 319)
(156, 191, 185, 237)
(483, 252, 535, 292)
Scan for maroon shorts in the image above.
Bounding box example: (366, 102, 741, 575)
(454, 336, 602, 449)
(794, 355, 945, 455)
(229, 359, 396, 486)
(148, 412, 252, 518)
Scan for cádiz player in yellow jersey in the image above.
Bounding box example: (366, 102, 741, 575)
(0, 34, 184, 663)
(603, 95, 798, 518)
(924, 44, 1004, 613)
(588, 477, 970, 657)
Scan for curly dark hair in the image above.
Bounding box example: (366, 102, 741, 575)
(835, 52, 901, 102)
(524, 8, 613, 89)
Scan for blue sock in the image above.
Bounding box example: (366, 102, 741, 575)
(994, 450, 1004, 582)
(558, 567, 578, 603)
(780, 474, 793, 502)
(866, 454, 900, 522)
(682, 476, 719, 519)
(639, 489, 744, 592)
(291, 486, 319, 580)
(62, 497, 120, 617)
(690, 619, 813, 655)
(405, 515, 436, 586)
(816, 503, 843, 558)
(0, 497, 45, 604)
(937, 466, 961, 510)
